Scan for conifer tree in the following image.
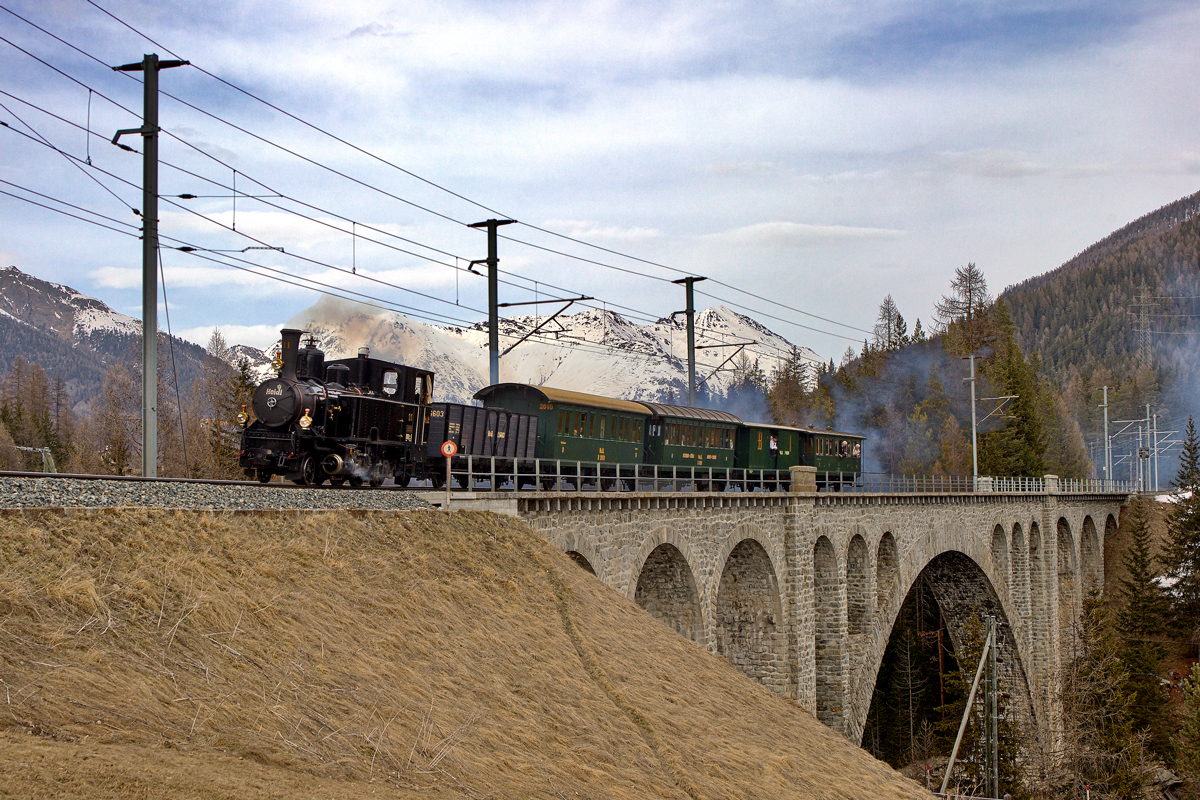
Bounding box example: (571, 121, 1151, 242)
(935, 262, 992, 351)
(979, 301, 1046, 477)
(1178, 662, 1200, 790)
(1162, 416, 1200, 632)
(1116, 497, 1171, 762)
(1041, 587, 1148, 800)
(910, 318, 926, 344)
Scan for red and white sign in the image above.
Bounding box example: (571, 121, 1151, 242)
(440, 441, 457, 458)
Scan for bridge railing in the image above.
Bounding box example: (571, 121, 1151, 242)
(444, 456, 793, 493)
(1057, 477, 1135, 493)
(445, 457, 789, 493)
(842, 473, 1134, 494)
(435, 457, 1135, 494)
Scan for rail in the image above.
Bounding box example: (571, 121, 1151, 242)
(434, 457, 1136, 495)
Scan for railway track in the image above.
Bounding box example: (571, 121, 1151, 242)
(0, 471, 434, 511)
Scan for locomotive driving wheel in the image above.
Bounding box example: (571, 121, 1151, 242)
(299, 455, 321, 486)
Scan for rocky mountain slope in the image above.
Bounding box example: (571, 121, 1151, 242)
(0, 266, 819, 415)
(283, 295, 819, 408)
(0, 267, 209, 407)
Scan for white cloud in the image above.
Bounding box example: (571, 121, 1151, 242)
(540, 219, 663, 242)
(710, 221, 906, 247)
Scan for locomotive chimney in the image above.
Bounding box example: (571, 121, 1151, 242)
(356, 346, 370, 386)
(279, 329, 303, 381)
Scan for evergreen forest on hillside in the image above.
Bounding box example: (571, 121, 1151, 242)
(0, 330, 253, 478)
(727, 206, 1200, 486)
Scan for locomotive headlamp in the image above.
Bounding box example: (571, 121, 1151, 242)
(236, 404, 249, 426)
(298, 409, 313, 429)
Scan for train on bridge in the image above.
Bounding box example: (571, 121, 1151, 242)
(239, 329, 864, 490)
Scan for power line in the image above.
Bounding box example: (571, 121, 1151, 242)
(0, 171, 705, 367)
(0, 85, 804, 368)
(2, 17, 857, 368)
(61, 1, 875, 341)
(1, 179, 783, 375)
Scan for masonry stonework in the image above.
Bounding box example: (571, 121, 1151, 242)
(516, 489, 1126, 753)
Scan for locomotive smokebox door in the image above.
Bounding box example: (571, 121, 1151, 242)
(253, 378, 302, 427)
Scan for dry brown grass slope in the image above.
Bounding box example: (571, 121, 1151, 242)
(0, 509, 930, 799)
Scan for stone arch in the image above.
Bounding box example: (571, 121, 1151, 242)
(858, 545, 1038, 753)
(628, 529, 705, 599)
(715, 539, 787, 695)
(711, 523, 785, 600)
(876, 532, 899, 612)
(814, 535, 845, 731)
(634, 543, 703, 644)
(847, 534, 869, 635)
(554, 533, 605, 584)
(1057, 517, 1078, 635)
(566, 551, 596, 575)
(991, 524, 1009, 588)
(1081, 516, 1101, 594)
(1106, 514, 1118, 539)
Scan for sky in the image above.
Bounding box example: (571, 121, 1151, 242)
(2, 0, 1199, 364)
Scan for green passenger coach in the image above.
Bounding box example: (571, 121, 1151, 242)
(471, 382, 865, 492)
(473, 383, 647, 464)
(735, 422, 803, 471)
(800, 427, 864, 487)
(641, 402, 740, 468)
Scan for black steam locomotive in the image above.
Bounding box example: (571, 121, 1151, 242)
(239, 329, 536, 486)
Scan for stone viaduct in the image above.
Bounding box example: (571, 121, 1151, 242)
(508, 476, 1128, 749)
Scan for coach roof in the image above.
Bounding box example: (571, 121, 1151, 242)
(639, 402, 742, 425)
(474, 383, 649, 416)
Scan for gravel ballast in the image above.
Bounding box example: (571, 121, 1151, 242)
(0, 476, 433, 511)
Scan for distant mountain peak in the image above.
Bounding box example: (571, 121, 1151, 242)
(286, 297, 822, 405)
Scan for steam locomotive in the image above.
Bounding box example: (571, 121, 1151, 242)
(238, 329, 864, 488)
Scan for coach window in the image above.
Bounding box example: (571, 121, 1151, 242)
(382, 370, 398, 395)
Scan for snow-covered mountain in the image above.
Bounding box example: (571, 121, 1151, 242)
(276, 295, 821, 409)
(0, 266, 209, 405)
(0, 265, 824, 416)
(0, 266, 141, 343)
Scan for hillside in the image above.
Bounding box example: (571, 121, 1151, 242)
(0, 267, 211, 408)
(0, 509, 929, 800)
(1002, 192, 1200, 381)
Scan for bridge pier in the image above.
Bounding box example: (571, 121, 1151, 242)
(514, 484, 1127, 757)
